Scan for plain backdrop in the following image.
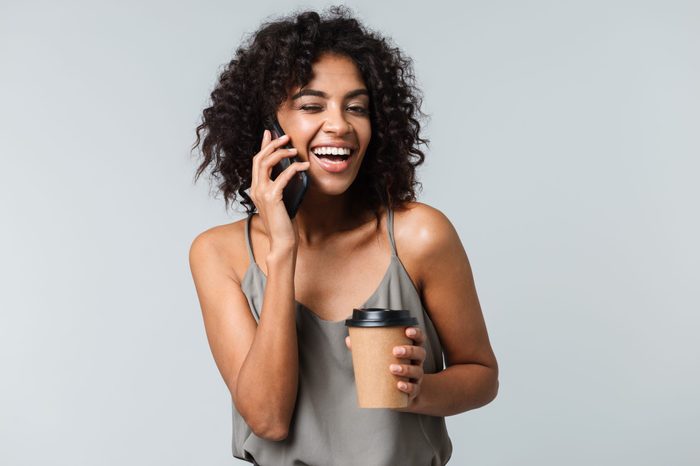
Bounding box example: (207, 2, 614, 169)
(1, 0, 698, 465)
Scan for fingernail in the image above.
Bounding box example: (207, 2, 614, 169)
(407, 328, 416, 337)
(390, 364, 401, 372)
(394, 347, 405, 356)
(399, 382, 408, 390)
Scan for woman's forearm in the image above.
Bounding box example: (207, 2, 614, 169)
(399, 364, 499, 417)
(235, 249, 299, 440)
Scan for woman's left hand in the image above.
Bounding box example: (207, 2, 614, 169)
(345, 326, 426, 406)
(390, 327, 426, 405)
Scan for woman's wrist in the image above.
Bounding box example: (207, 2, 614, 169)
(266, 246, 296, 273)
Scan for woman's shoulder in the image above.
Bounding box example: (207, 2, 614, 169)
(189, 217, 251, 284)
(393, 201, 463, 283)
(393, 201, 458, 248)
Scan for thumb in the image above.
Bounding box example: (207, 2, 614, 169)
(345, 336, 352, 350)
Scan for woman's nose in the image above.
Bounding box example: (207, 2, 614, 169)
(322, 108, 352, 135)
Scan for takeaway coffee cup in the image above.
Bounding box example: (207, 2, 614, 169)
(345, 308, 419, 408)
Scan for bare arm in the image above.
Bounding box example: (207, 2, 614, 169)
(189, 232, 299, 441)
(395, 204, 499, 416)
(234, 248, 298, 440)
(189, 130, 309, 440)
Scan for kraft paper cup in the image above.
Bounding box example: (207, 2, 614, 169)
(345, 308, 419, 408)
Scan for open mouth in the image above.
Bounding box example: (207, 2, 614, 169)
(310, 147, 356, 172)
(310, 147, 354, 162)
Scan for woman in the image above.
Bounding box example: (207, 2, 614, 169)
(189, 6, 498, 465)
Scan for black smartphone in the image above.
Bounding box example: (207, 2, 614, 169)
(265, 117, 309, 219)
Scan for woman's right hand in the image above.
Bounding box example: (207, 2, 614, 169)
(250, 129, 310, 252)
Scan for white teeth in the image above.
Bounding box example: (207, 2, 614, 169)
(312, 146, 352, 156)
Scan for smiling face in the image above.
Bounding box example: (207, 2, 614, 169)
(276, 52, 372, 197)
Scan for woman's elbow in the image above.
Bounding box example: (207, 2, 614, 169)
(235, 394, 290, 441)
(490, 376, 499, 403)
(250, 421, 289, 441)
(486, 366, 499, 404)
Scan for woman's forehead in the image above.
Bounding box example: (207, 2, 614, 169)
(291, 54, 366, 95)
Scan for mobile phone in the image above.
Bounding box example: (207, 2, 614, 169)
(265, 117, 309, 219)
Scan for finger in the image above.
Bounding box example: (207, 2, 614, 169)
(260, 129, 270, 150)
(345, 336, 352, 350)
(260, 148, 299, 172)
(252, 133, 290, 192)
(251, 130, 267, 193)
(406, 327, 425, 346)
(270, 161, 310, 190)
(393, 344, 427, 364)
(397, 380, 421, 397)
(260, 133, 290, 158)
(252, 130, 271, 194)
(253, 133, 290, 172)
(390, 363, 424, 380)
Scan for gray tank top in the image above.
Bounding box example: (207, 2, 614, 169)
(234, 207, 453, 465)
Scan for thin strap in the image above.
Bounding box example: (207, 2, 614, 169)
(244, 213, 255, 263)
(387, 206, 397, 257)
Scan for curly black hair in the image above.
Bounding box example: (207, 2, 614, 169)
(192, 5, 429, 221)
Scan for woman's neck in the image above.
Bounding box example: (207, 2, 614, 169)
(293, 192, 370, 247)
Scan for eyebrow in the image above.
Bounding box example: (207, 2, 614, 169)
(291, 88, 369, 100)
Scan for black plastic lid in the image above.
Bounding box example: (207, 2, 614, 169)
(344, 308, 418, 328)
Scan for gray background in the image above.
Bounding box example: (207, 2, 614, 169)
(1, 0, 698, 464)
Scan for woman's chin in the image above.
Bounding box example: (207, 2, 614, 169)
(306, 177, 355, 198)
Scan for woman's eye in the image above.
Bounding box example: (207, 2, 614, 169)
(348, 106, 369, 114)
(299, 105, 368, 114)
